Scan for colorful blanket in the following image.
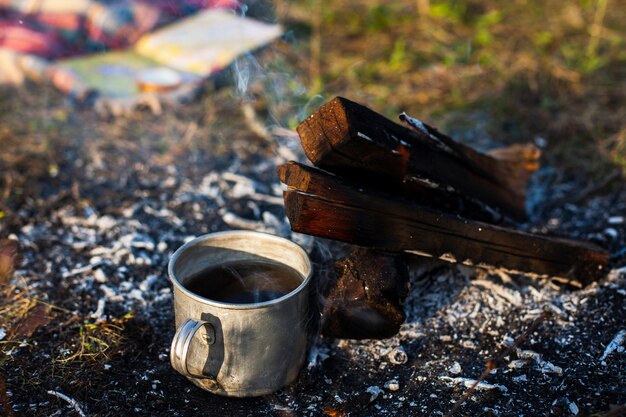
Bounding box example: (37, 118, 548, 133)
(0, 0, 238, 55)
(0, 1, 282, 116)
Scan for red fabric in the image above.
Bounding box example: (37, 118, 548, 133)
(134, 0, 239, 18)
(0, 20, 67, 58)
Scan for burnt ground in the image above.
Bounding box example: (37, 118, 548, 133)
(1, 2, 626, 415)
(0, 80, 624, 417)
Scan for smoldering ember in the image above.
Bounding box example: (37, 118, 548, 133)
(1, 2, 626, 417)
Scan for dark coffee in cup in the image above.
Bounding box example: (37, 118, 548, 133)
(183, 259, 303, 304)
(169, 231, 312, 396)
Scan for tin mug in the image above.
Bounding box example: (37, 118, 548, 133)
(168, 231, 312, 397)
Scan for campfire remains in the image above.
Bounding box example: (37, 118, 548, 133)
(279, 97, 610, 339)
(321, 248, 409, 339)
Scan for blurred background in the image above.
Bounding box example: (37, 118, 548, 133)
(1, 0, 624, 214)
(269, 0, 626, 181)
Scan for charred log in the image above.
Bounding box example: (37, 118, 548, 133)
(321, 248, 409, 340)
(296, 96, 540, 220)
(278, 162, 609, 286)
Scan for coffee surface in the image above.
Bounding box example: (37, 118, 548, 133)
(183, 260, 303, 304)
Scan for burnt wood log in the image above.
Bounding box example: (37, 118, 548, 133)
(296, 96, 540, 220)
(321, 248, 409, 340)
(278, 162, 609, 286)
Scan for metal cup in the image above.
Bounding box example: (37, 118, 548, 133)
(168, 230, 312, 397)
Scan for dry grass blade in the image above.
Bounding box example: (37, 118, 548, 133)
(57, 313, 133, 364)
(0, 288, 38, 342)
(0, 286, 67, 343)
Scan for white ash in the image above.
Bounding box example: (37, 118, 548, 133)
(219, 210, 289, 236)
(89, 298, 106, 322)
(221, 172, 258, 198)
(127, 289, 148, 305)
(384, 379, 400, 392)
(439, 376, 508, 392)
(472, 279, 523, 306)
(387, 346, 408, 365)
(366, 386, 382, 402)
(509, 349, 563, 375)
(99, 285, 124, 304)
(46, 390, 86, 417)
(600, 329, 625, 363)
(398, 323, 426, 339)
(62, 263, 100, 279)
(119, 233, 156, 251)
(448, 362, 462, 375)
(336, 338, 409, 366)
(460, 339, 478, 350)
(139, 274, 159, 291)
(307, 344, 330, 369)
(272, 404, 293, 413)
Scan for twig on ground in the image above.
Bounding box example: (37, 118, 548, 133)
(47, 390, 87, 417)
(0, 372, 14, 417)
(444, 311, 552, 417)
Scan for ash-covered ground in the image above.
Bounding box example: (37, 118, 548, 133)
(0, 83, 624, 417)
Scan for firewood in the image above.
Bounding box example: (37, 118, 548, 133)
(284, 137, 502, 223)
(278, 162, 609, 285)
(321, 248, 409, 340)
(296, 97, 540, 220)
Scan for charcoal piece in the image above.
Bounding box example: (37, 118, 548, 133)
(321, 248, 409, 340)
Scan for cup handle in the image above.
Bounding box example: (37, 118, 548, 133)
(170, 319, 216, 380)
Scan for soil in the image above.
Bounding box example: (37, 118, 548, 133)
(0, 7, 625, 413)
